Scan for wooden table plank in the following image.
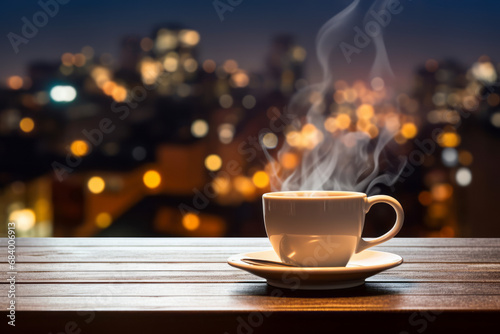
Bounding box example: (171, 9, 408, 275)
(2, 269, 500, 283)
(7, 246, 500, 263)
(2, 237, 499, 247)
(1, 237, 499, 333)
(3, 295, 500, 311)
(2, 282, 500, 297)
(2, 262, 500, 272)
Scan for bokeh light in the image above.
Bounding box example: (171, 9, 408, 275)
(19, 117, 35, 133)
(252, 171, 269, 188)
(7, 76, 23, 90)
(143, 170, 161, 189)
(205, 154, 222, 171)
(50, 85, 77, 102)
(88, 176, 105, 194)
(95, 212, 112, 228)
(456, 167, 472, 186)
(182, 213, 200, 230)
(9, 209, 36, 231)
(191, 119, 209, 138)
(70, 140, 90, 157)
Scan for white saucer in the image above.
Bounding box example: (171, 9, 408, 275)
(227, 249, 403, 290)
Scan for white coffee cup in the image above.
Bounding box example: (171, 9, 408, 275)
(262, 191, 404, 267)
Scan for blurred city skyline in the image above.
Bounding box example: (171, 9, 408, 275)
(2, 0, 500, 87)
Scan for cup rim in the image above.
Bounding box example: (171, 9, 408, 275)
(263, 190, 366, 199)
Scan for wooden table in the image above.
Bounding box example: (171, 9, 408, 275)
(1, 238, 500, 333)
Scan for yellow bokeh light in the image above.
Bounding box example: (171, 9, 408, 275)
(281, 152, 298, 169)
(8, 76, 23, 90)
(182, 213, 200, 231)
(143, 170, 161, 189)
(112, 86, 127, 102)
(19, 117, 35, 133)
(61, 52, 74, 66)
(95, 212, 112, 228)
(356, 104, 374, 119)
(191, 119, 209, 138)
(102, 81, 117, 96)
(400, 122, 418, 139)
(179, 30, 200, 46)
(213, 176, 231, 196)
(9, 209, 36, 231)
(231, 71, 249, 88)
(438, 132, 461, 148)
(431, 183, 453, 202)
(252, 171, 270, 189)
(223, 60, 238, 73)
(88, 176, 105, 194)
(70, 140, 89, 156)
(233, 176, 255, 197)
(336, 114, 351, 130)
(324, 117, 337, 133)
(205, 154, 222, 171)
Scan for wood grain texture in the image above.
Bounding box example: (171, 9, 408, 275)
(0, 237, 499, 333)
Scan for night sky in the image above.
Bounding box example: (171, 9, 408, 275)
(1, 0, 500, 87)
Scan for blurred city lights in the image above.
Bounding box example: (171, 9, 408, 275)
(202, 59, 216, 73)
(155, 29, 178, 51)
(179, 30, 200, 46)
(456, 167, 472, 187)
(191, 119, 209, 138)
(291, 46, 306, 62)
(143, 170, 162, 189)
(438, 132, 461, 147)
(205, 154, 222, 171)
(281, 152, 298, 169)
(242, 95, 256, 109)
(164, 54, 179, 72)
(140, 37, 154, 52)
(183, 58, 198, 73)
(218, 123, 235, 144)
(19, 117, 35, 133)
(458, 150, 473, 166)
(262, 132, 278, 149)
(335, 114, 351, 130)
(370, 77, 384, 91)
(223, 60, 238, 73)
(9, 209, 36, 231)
(233, 176, 255, 197)
(182, 213, 200, 230)
(61, 52, 74, 66)
(50, 85, 77, 102)
(212, 176, 231, 195)
(418, 191, 433, 206)
(88, 176, 105, 194)
(471, 61, 497, 83)
(490, 112, 500, 128)
(74, 53, 86, 67)
(111, 86, 127, 102)
(400, 122, 418, 139)
(7, 76, 23, 90)
(252, 171, 269, 188)
(70, 140, 90, 157)
(230, 71, 249, 88)
(95, 212, 112, 228)
(431, 183, 453, 201)
(441, 148, 458, 167)
(219, 94, 233, 108)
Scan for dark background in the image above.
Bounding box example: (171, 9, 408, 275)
(1, 0, 499, 238)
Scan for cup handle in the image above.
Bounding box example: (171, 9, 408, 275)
(356, 195, 404, 253)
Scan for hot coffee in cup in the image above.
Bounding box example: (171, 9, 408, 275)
(263, 191, 404, 267)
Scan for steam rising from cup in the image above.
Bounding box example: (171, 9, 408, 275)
(264, 0, 405, 195)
